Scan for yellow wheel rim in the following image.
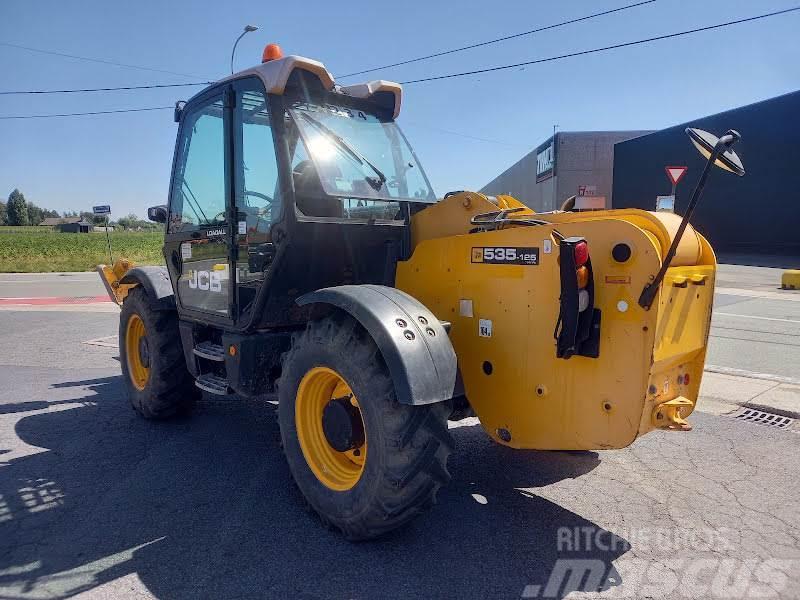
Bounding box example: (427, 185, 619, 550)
(125, 314, 150, 391)
(295, 367, 367, 491)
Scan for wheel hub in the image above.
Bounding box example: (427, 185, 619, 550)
(322, 395, 365, 452)
(294, 367, 367, 491)
(125, 313, 150, 391)
(138, 336, 150, 368)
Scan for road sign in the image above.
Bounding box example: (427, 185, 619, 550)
(93, 205, 111, 215)
(665, 166, 687, 186)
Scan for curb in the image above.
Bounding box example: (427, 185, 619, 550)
(701, 367, 800, 420)
(742, 402, 800, 420)
(704, 364, 800, 386)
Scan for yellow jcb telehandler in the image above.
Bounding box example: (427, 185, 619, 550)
(99, 45, 745, 539)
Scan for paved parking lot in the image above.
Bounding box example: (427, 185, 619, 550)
(1, 265, 799, 599)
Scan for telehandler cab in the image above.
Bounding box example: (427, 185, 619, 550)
(99, 45, 744, 540)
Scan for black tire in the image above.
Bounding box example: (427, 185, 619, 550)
(277, 313, 454, 540)
(119, 286, 199, 419)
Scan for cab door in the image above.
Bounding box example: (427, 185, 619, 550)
(165, 87, 234, 322)
(231, 77, 284, 322)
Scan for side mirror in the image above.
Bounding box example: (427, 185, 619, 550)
(174, 101, 186, 124)
(638, 128, 745, 310)
(686, 128, 746, 176)
(148, 205, 168, 223)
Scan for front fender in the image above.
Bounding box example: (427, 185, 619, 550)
(120, 266, 175, 311)
(297, 285, 457, 406)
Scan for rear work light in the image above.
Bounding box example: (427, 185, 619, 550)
(555, 236, 601, 359)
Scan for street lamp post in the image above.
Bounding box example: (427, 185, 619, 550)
(230, 25, 259, 74)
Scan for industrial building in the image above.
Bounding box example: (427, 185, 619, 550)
(40, 216, 94, 233)
(612, 90, 800, 255)
(480, 131, 652, 212)
(480, 90, 800, 256)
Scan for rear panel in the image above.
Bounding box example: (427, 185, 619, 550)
(396, 206, 715, 450)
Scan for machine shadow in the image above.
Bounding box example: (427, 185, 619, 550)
(0, 376, 629, 599)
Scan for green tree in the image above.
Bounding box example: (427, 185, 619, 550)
(27, 202, 44, 225)
(0, 201, 6, 225)
(116, 213, 139, 230)
(79, 211, 106, 225)
(6, 189, 29, 226)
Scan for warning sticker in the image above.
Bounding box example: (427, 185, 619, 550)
(180, 243, 192, 260)
(479, 319, 493, 337)
(605, 275, 631, 284)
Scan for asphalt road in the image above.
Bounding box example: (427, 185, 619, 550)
(0, 272, 106, 300)
(3, 266, 798, 381)
(709, 264, 800, 381)
(0, 266, 799, 599)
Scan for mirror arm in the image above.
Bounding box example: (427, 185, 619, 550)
(638, 145, 721, 310)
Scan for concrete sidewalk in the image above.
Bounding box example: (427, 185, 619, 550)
(699, 370, 800, 419)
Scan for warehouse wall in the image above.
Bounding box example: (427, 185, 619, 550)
(612, 91, 800, 255)
(481, 131, 651, 212)
(479, 144, 553, 212)
(555, 131, 652, 209)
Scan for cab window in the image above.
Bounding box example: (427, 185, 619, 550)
(169, 97, 227, 233)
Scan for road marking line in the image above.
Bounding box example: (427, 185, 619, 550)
(0, 304, 120, 313)
(715, 286, 800, 302)
(704, 364, 800, 386)
(82, 335, 118, 347)
(714, 312, 800, 325)
(0, 296, 111, 305)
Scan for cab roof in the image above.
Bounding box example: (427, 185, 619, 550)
(217, 54, 403, 119)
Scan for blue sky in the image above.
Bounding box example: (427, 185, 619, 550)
(1, 0, 798, 218)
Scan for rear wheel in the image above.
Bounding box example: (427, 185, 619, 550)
(278, 314, 454, 540)
(119, 287, 199, 419)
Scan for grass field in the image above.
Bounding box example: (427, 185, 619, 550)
(0, 229, 164, 272)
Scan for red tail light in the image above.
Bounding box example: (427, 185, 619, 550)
(555, 236, 599, 359)
(574, 241, 589, 267)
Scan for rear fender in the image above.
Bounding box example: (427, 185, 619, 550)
(296, 284, 457, 406)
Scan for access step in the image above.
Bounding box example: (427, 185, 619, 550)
(193, 341, 225, 362)
(195, 373, 230, 395)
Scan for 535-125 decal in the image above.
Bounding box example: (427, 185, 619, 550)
(471, 247, 540, 265)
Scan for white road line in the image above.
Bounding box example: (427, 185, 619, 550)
(715, 286, 800, 302)
(714, 312, 800, 325)
(82, 335, 118, 347)
(0, 304, 120, 313)
(704, 364, 800, 386)
(0, 276, 99, 282)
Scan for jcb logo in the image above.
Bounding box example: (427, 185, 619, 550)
(187, 270, 222, 292)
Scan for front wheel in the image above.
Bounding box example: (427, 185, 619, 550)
(278, 314, 453, 540)
(119, 287, 199, 419)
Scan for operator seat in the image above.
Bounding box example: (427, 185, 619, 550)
(293, 160, 343, 218)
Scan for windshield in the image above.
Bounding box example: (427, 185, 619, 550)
(289, 101, 436, 204)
